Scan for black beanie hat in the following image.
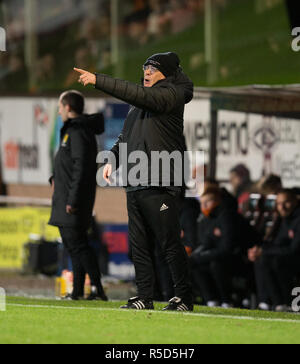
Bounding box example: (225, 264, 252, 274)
(143, 52, 180, 77)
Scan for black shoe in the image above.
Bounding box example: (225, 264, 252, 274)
(163, 297, 193, 312)
(120, 297, 154, 310)
(86, 291, 108, 301)
(61, 294, 83, 301)
(86, 286, 108, 301)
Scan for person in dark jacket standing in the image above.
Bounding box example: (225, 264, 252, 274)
(74, 52, 194, 311)
(49, 90, 107, 301)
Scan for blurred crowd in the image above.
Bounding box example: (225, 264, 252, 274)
(123, 0, 206, 46)
(0, 0, 210, 93)
(153, 164, 300, 312)
(0, 0, 26, 91)
(0, 0, 111, 92)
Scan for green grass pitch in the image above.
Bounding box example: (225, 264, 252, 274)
(1, 297, 300, 344)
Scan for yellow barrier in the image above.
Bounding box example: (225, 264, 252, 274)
(0, 207, 60, 269)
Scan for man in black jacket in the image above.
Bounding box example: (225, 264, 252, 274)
(75, 52, 194, 311)
(190, 187, 258, 307)
(190, 187, 239, 307)
(249, 189, 300, 311)
(49, 90, 107, 301)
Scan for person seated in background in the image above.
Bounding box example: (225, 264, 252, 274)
(243, 174, 282, 310)
(179, 170, 238, 256)
(256, 174, 283, 197)
(246, 174, 282, 237)
(203, 177, 238, 211)
(190, 187, 243, 308)
(248, 189, 300, 312)
(229, 164, 253, 215)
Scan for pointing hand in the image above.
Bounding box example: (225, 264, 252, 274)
(74, 68, 96, 86)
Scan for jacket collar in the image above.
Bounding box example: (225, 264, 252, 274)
(208, 204, 223, 218)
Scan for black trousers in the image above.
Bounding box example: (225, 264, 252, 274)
(253, 258, 270, 304)
(192, 258, 233, 303)
(59, 227, 104, 297)
(153, 243, 175, 301)
(259, 254, 300, 306)
(127, 188, 192, 303)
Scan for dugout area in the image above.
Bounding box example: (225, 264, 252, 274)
(199, 84, 300, 179)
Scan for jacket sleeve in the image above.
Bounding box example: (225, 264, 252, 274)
(109, 132, 123, 170)
(95, 74, 179, 114)
(67, 127, 91, 207)
(263, 225, 300, 256)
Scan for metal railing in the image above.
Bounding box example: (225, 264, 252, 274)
(0, 196, 51, 207)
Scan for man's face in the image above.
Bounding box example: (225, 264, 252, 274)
(58, 101, 70, 122)
(276, 193, 297, 218)
(200, 193, 220, 217)
(230, 172, 242, 192)
(201, 194, 218, 210)
(143, 65, 166, 87)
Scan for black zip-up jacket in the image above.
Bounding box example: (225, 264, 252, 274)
(49, 113, 104, 228)
(263, 206, 300, 256)
(95, 69, 193, 189)
(192, 204, 260, 264)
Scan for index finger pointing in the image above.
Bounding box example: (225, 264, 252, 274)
(74, 67, 87, 74)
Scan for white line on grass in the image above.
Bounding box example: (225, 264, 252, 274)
(6, 303, 300, 324)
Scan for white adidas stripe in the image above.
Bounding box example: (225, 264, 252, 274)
(6, 303, 300, 324)
(177, 304, 189, 311)
(132, 301, 145, 310)
(160, 204, 169, 211)
(133, 302, 140, 309)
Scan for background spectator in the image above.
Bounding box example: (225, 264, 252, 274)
(190, 187, 239, 308)
(249, 189, 300, 312)
(256, 174, 283, 197)
(230, 164, 253, 214)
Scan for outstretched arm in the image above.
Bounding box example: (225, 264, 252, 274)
(74, 68, 179, 114)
